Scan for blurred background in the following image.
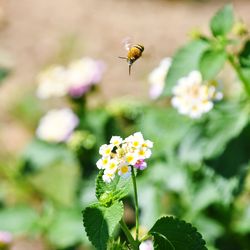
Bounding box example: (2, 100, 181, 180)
(1, 0, 250, 250)
(1, 0, 250, 155)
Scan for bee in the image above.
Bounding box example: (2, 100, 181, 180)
(119, 38, 144, 75)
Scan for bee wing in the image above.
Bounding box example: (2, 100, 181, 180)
(122, 37, 133, 51)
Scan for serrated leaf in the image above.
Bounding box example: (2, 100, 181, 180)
(149, 216, 207, 250)
(83, 201, 124, 250)
(199, 50, 227, 80)
(153, 233, 174, 250)
(163, 40, 208, 96)
(95, 170, 132, 205)
(210, 4, 234, 37)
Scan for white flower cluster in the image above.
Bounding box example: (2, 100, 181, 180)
(36, 108, 79, 143)
(97, 132, 153, 183)
(171, 71, 223, 119)
(37, 57, 105, 99)
(148, 57, 172, 99)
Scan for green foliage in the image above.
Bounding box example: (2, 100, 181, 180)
(107, 238, 128, 250)
(28, 161, 80, 206)
(0, 206, 38, 235)
(22, 139, 77, 171)
(239, 40, 250, 68)
(138, 106, 193, 156)
(210, 4, 234, 37)
(178, 101, 249, 164)
(163, 40, 208, 96)
(0, 68, 9, 84)
(95, 170, 132, 206)
(199, 50, 227, 80)
(149, 216, 207, 250)
(47, 208, 85, 248)
(82, 201, 124, 250)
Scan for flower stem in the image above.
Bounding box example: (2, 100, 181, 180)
(228, 54, 250, 97)
(119, 219, 139, 249)
(131, 167, 139, 242)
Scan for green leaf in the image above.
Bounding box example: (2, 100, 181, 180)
(235, 204, 250, 233)
(95, 170, 132, 206)
(210, 4, 234, 37)
(29, 161, 80, 206)
(242, 68, 250, 85)
(22, 139, 77, 171)
(0, 206, 38, 235)
(239, 40, 250, 68)
(47, 208, 85, 248)
(163, 40, 208, 96)
(178, 101, 249, 164)
(149, 216, 207, 250)
(137, 107, 193, 156)
(199, 50, 227, 80)
(83, 201, 124, 250)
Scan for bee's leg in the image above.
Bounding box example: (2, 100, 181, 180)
(129, 64, 131, 75)
(118, 56, 127, 60)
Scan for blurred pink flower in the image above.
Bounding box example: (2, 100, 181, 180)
(139, 240, 154, 250)
(67, 58, 105, 98)
(0, 231, 12, 247)
(36, 57, 105, 99)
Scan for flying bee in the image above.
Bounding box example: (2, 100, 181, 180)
(119, 38, 144, 75)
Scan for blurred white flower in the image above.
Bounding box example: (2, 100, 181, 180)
(139, 240, 154, 250)
(36, 108, 79, 143)
(36, 58, 105, 99)
(148, 57, 172, 99)
(171, 70, 223, 119)
(37, 66, 69, 99)
(67, 57, 105, 98)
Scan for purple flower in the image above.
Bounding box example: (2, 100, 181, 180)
(134, 159, 147, 170)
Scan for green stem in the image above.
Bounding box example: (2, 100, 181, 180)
(228, 54, 250, 97)
(131, 167, 139, 242)
(119, 219, 139, 249)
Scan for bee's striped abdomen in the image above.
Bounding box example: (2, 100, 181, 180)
(133, 44, 144, 52)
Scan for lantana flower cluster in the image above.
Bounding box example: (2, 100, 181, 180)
(171, 70, 223, 119)
(37, 57, 105, 99)
(97, 132, 153, 183)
